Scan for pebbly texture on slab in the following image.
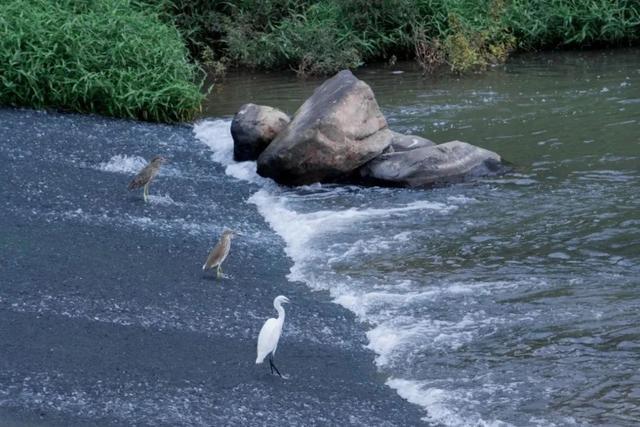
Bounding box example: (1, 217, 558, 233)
(360, 140, 504, 187)
(231, 103, 290, 161)
(257, 70, 392, 185)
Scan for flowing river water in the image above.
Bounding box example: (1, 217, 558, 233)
(199, 49, 640, 426)
(1, 49, 639, 426)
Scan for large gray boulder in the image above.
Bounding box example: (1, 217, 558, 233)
(389, 131, 435, 152)
(360, 140, 503, 187)
(231, 104, 290, 161)
(257, 70, 392, 185)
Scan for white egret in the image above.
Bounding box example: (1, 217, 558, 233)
(256, 295, 290, 377)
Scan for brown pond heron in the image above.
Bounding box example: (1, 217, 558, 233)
(127, 155, 168, 202)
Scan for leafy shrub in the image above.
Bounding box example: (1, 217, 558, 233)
(224, 2, 364, 75)
(0, 0, 204, 122)
(128, 0, 640, 75)
(59, 0, 640, 77)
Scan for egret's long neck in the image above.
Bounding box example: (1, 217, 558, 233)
(275, 303, 285, 325)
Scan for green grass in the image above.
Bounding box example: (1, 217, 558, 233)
(0, 0, 204, 122)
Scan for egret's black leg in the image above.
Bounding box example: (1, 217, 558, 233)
(269, 355, 282, 377)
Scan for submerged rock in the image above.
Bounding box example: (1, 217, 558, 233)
(231, 104, 290, 161)
(360, 140, 503, 187)
(257, 70, 392, 185)
(388, 131, 435, 152)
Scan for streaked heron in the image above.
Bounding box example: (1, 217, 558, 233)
(128, 155, 167, 202)
(202, 229, 235, 278)
(256, 295, 290, 377)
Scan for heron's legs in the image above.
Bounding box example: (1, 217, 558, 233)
(143, 183, 149, 202)
(216, 265, 222, 279)
(269, 355, 282, 377)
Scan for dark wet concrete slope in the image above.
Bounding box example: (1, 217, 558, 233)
(0, 108, 426, 426)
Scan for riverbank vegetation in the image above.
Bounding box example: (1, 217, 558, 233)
(1, 0, 639, 121)
(158, 0, 640, 74)
(0, 0, 203, 122)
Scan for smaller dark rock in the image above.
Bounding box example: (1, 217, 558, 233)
(231, 104, 290, 162)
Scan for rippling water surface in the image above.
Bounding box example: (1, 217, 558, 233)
(199, 49, 640, 426)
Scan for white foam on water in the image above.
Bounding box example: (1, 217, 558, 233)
(386, 378, 512, 427)
(248, 188, 454, 288)
(193, 119, 269, 185)
(334, 289, 439, 319)
(364, 311, 503, 367)
(146, 193, 181, 206)
(193, 119, 233, 163)
(327, 238, 392, 262)
(194, 119, 509, 426)
(99, 154, 147, 174)
(96, 154, 185, 179)
(393, 231, 412, 241)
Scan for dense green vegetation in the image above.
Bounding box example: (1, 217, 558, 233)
(156, 0, 640, 74)
(0, 0, 203, 122)
(1, 0, 639, 121)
